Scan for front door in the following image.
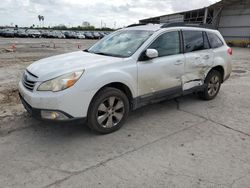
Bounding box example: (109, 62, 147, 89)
(137, 31, 185, 99)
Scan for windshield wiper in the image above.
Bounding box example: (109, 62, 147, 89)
(92, 52, 124, 58)
(93, 52, 109, 56)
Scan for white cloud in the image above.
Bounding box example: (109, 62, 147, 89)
(0, 0, 220, 28)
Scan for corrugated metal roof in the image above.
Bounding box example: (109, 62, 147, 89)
(140, 0, 244, 22)
(140, 7, 206, 22)
(210, 0, 241, 7)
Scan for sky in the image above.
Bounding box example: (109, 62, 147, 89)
(0, 0, 220, 28)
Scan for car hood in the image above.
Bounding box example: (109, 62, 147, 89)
(27, 51, 122, 81)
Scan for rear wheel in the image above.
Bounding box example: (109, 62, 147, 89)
(87, 87, 129, 134)
(199, 70, 222, 100)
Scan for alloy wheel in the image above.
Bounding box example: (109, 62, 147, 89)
(207, 75, 220, 97)
(97, 96, 125, 128)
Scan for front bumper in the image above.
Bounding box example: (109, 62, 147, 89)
(18, 81, 96, 120)
(19, 93, 41, 118)
(19, 93, 86, 122)
(223, 73, 231, 82)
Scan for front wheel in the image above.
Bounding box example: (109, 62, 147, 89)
(87, 87, 130, 134)
(199, 70, 222, 100)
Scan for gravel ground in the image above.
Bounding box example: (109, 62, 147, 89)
(0, 37, 250, 188)
(0, 37, 97, 125)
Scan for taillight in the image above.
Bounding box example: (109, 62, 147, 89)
(227, 48, 233, 55)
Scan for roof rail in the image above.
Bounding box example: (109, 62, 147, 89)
(126, 23, 147, 28)
(161, 22, 216, 30)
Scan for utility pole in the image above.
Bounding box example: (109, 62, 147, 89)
(203, 7, 208, 24)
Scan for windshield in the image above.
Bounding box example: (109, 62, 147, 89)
(88, 30, 153, 58)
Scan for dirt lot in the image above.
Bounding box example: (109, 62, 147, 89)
(0, 37, 250, 188)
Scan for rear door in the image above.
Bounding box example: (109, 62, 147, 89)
(182, 30, 214, 91)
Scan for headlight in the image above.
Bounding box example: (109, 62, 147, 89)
(37, 70, 84, 92)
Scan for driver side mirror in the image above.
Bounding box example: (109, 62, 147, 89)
(145, 49, 158, 59)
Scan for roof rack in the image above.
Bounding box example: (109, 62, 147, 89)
(126, 23, 147, 28)
(161, 22, 216, 30)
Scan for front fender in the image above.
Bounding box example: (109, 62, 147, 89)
(78, 67, 137, 98)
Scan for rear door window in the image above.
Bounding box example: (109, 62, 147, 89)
(207, 32, 224, 48)
(183, 30, 210, 53)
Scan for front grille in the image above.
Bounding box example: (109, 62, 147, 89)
(22, 71, 37, 91)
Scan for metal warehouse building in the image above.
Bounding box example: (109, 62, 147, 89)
(139, 0, 250, 47)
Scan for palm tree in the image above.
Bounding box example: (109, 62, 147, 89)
(41, 16, 44, 27)
(38, 15, 45, 27)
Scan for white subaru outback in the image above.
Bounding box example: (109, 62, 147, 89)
(19, 23, 232, 134)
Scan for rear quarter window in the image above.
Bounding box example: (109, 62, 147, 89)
(207, 32, 224, 48)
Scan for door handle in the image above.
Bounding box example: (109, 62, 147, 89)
(174, 60, 183, 65)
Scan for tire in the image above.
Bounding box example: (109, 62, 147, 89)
(87, 87, 130, 134)
(199, 70, 222, 100)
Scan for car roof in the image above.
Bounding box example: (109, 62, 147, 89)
(123, 24, 218, 33)
(124, 24, 162, 31)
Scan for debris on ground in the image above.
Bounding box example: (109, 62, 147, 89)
(0, 88, 20, 104)
(0, 48, 15, 53)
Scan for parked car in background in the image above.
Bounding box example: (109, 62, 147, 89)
(56, 31, 66, 39)
(75, 32, 85, 39)
(26, 30, 41, 38)
(98, 32, 105, 38)
(92, 32, 101, 39)
(1, 29, 15, 37)
(104, 32, 110, 36)
(0, 29, 4, 37)
(15, 29, 28, 38)
(0, 27, 112, 40)
(46, 31, 56, 38)
(63, 31, 77, 39)
(40, 30, 50, 38)
(47, 31, 65, 39)
(0, 29, 4, 36)
(84, 31, 94, 39)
